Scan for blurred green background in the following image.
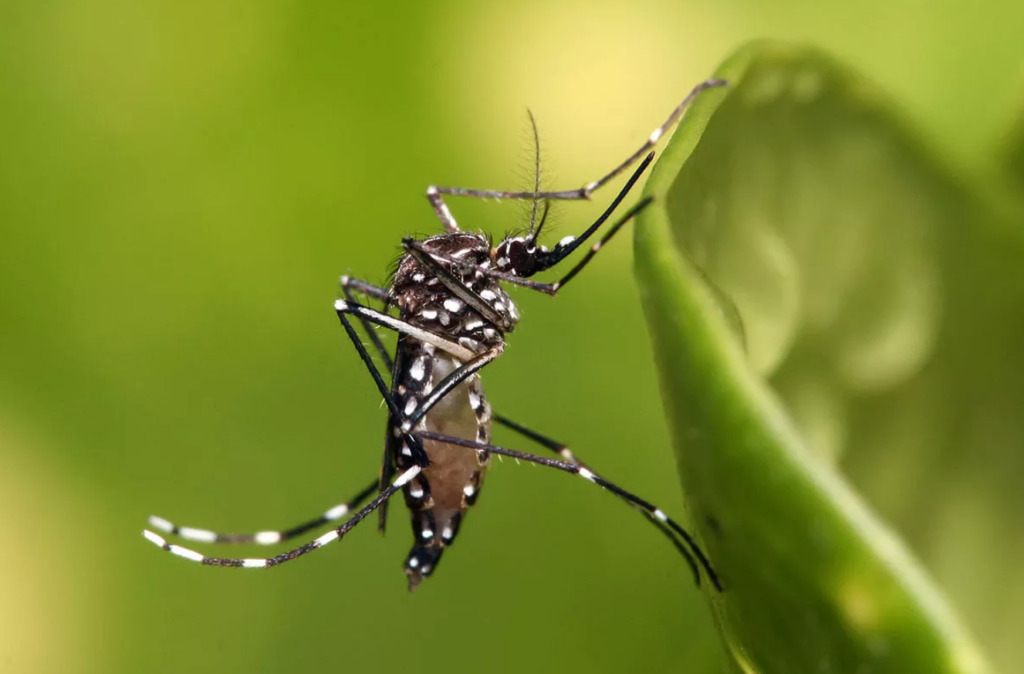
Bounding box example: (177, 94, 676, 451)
(1, 2, 1022, 673)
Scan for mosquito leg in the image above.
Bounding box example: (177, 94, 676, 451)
(335, 276, 406, 532)
(339, 276, 394, 368)
(493, 414, 578, 463)
(339, 276, 389, 302)
(142, 467, 422, 568)
(336, 312, 405, 429)
(492, 414, 701, 586)
(335, 298, 475, 361)
(336, 311, 434, 469)
(571, 78, 725, 197)
(426, 186, 461, 233)
(429, 78, 726, 203)
(334, 305, 504, 489)
(399, 345, 503, 433)
(334, 296, 497, 527)
(412, 430, 722, 591)
(147, 479, 379, 546)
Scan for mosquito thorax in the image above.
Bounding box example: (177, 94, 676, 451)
(391, 232, 520, 350)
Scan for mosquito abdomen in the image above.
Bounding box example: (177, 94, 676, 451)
(396, 346, 492, 590)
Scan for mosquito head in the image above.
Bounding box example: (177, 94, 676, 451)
(491, 233, 575, 279)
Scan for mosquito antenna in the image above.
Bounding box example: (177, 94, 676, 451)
(536, 198, 551, 237)
(526, 108, 543, 244)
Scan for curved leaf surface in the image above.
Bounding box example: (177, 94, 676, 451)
(635, 42, 997, 674)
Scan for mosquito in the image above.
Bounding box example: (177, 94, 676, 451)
(143, 78, 727, 592)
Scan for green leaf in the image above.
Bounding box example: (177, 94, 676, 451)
(635, 42, 998, 673)
(1001, 97, 1024, 189)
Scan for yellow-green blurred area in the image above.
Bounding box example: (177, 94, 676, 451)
(1, 2, 1022, 674)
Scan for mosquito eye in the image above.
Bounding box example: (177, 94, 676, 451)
(507, 240, 536, 277)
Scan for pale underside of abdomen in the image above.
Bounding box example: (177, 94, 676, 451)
(420, 355, 489, 530)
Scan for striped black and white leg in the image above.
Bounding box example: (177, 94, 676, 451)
(413, 430, 722, 591)
(425, 186, 461, 233)
(337, 275, 402, 533)
(398, 345, 503, 433)
(419, 78, 725, 247)
(339, 276, 394, 365)
(426, 78, 726, 205)
(339, 275, 390, 304)
(147, 479, 379, 547)
(142, 467, 422, 568)
(492, 414, 705, 587)
(335, 298, 475, 361)
(494, 414, 579, 463)
(419, 78, 725, 233)
(333, 288, 504, 535)
(335, 310, 432, 468)
(333, 297, 506, 455)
